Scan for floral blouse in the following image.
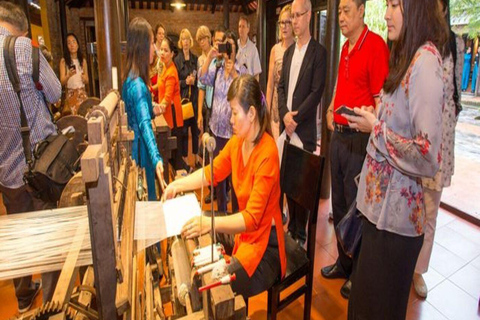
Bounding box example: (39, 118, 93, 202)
(422, 35, 464, 191)
(199, 60, 246, 139)
(356, 43, 444, 237)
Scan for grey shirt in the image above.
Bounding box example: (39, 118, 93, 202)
(236, 38, 262, 77)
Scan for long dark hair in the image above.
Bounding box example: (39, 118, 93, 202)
(227, 74, 271, 144)
(124, 17, 152, 85)
(384, 0, 449, 94)
(64, 33, 84, 68)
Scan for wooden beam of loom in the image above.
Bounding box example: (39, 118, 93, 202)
(50, 222, 87, 306)
(116, 162, 138, 315)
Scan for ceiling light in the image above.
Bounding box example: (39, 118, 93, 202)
(171, 1, 186, 9)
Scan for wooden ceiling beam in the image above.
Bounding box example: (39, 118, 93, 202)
(240, 0, 249, 14)
(211, 0, 216, 13)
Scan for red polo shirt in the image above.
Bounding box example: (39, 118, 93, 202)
(334, 26, 389, 125)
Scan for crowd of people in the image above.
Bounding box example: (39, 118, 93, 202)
(0, 0, 466, 318)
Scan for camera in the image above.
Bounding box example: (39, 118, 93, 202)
(218, 42, 232, 57)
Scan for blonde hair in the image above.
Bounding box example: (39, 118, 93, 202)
(178, 28, 194, 49)
(278, 4, 293, 42)
(195, 25, 211, 43)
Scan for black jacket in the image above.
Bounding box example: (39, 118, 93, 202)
(278, 39, 327, 152)
(174, 50, 198, 113)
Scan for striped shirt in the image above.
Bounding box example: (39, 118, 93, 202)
(0, 26, 61, 188)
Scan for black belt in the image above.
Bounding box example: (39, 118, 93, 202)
(334, 123, 358, 133)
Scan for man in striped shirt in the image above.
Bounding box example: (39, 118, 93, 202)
(0, 1, 61, 313)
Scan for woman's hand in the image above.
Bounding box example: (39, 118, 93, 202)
(153, 102, 166, 116)
(67, 68, 76, 79)
(186, 75, 195, 86)
(343, 106, 377, 133)
(224, 58, 237, 79)
(156, 161, 167, 191)
(162, 181, 178, 201)
(182, 216, 211, 239)
(207, 47, 218, 61)
(197, 113, 203, 133)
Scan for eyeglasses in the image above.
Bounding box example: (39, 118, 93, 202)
(291, 10, 308, 20)
(278, 20, 292, 27)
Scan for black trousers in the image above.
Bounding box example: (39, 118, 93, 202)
(0, 184, 59, 305)
(181, 116, 199, 157)
(169, 106, 188, 171)
(348, 218, 423, 320)
(330, 130, 369, 277)
(217, 227, 281, 300)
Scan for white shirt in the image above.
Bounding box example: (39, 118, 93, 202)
(287, 39, 309, 112)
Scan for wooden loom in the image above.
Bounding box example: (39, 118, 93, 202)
(10, 91, 246, 320)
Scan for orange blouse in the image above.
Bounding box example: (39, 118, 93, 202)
(205, 134, 287, 278)
(158, 61, 183, 128)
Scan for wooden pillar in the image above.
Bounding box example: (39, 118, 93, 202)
(320, 0, 340, 199)
(223, 0, 230, 29)
(94, 0, 123, 98)
(39, 0, 51, 53)
(59, 0, 67, 53)
(19, 0, 32, 37)
(124, 0, 129, 40)
(256, 0, 267, 90)
(117, 0, 126, 41)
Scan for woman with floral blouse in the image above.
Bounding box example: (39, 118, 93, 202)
(343, 0, 449, 319)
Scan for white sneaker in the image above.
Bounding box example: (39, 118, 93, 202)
(413, 273, 428, 298)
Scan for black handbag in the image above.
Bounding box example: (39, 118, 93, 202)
(4, 36, 80, 203)
(335, 200, 363, 258)
(23, 134, 79, 203)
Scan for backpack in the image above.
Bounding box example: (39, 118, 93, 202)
(3, 35, 80, 203)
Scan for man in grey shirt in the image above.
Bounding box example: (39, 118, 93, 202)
(236, 16, 262, 80)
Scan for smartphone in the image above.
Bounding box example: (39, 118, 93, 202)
(335, 105, 357, 117)
(69, 63, 76, 74)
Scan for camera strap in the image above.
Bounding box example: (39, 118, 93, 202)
(3, 36, 33, 167)
(210, 59, 221, 112)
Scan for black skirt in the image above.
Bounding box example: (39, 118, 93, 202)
(348, 218, 424, 320)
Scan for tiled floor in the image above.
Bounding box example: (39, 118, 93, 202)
(442, 105, 480, 220)
(1, 198, 479, 319)
(252, 199, 480, 320)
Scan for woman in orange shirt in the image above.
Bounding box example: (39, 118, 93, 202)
(163, 74, 286, 299)
(154, 37, 186, 170)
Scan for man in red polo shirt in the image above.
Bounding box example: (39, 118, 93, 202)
(320, 0, 389, 299)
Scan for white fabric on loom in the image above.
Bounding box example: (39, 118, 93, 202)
(134, 193, 201, 249)
(0, 194, 201, 280)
